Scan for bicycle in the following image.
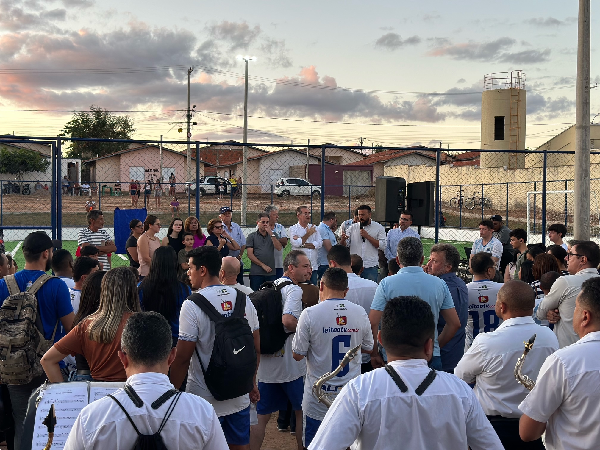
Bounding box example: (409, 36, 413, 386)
(448, 190, 465, 208)
(464, 195, 492, 210)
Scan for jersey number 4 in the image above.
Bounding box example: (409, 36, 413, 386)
(469, 310, 500, 340)
(331, 335, 351, 377)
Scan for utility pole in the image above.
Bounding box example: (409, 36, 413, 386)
(359, 137, 364, 147)
(574, 0, 590, 239)
(186, 67, 194, 183)
(306, 139, 310, 180)
(241, 58, 250, 226)
(160, 135, 163, 183)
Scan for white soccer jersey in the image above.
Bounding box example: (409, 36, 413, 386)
(465, 280, 503, 349)
(292, 298, 373, 421)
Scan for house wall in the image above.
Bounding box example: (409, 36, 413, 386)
(307, 148, 364, 165)
(306, 164, 373, 196)
(95, 157, 121, 183)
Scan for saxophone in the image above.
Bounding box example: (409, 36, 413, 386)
(514, 334, 537, 391)
(313, 344, 361, 408)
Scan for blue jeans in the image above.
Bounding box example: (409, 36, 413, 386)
(237, 260, 245, 285)
(249, 274, 277, 292)
(361, 266, 379, 282)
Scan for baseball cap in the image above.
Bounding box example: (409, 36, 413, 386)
(23, 231, 53, 254)
(490, 215, 502, 222)
(220, 206, 232, 214)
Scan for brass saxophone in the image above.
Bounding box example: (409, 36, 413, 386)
(514, 334, 537, 391)
(313, 344, 361, 408)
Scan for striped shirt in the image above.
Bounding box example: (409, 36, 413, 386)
(78, 227, 112, 269)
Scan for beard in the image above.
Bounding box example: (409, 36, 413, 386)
(45, 258, 52, 272)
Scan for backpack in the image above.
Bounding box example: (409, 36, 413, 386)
(249, 280, 294, 354)
(189, 290, 256, 401)
(0, 274, 57, 385)
(108, 386, 182, 450)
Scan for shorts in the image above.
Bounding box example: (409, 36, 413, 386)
(304, 415, 322, 447)
(218, 406, 250, 446)
(257, 377, 303, 415)
(154, 190, 162, 197)
(130, 190, 136, 195)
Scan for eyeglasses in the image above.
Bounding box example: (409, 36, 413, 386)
(567, 252, 583, 259)
(214, 225, 223, 229)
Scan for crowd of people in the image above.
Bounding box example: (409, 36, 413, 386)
(0, 203, 598, 450)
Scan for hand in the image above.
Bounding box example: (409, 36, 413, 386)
(340, 232, 348, 242)
(306, 225, 316, 237)
(303, 243, 316, 250)
(262, 264, 273, 273)
(265, 225, 273, 235)
(249, 384, 260, 403)
(371, 353, 384, 369)
(547, 309, 561, 324)
(359, 229, 369, 239)
(218, 238, 227, 248)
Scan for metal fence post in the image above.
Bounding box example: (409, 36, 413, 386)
(505, 182, 509, 227)
(480, 183, 484, 220)
(533, 181, 537, 234)
(459, 185, 463, 229)
(195, 142, 200, 218)
(56, 138, 62, 241)
(541, 151, 547, 246)
(348, 185, 351, 220)
(435, 149, 440, 243)
(321, 145, 326, 222)
(0, 181, 3, 229)
(565, 179, 569, 226)
(50, 142, 56, 239)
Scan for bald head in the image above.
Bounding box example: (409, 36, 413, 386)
(222, 256, 241, 277)
(497, 280, 535, 315)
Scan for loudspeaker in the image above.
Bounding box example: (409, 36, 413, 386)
(374, 177, 406, 223)
(407, 181, 434, 226)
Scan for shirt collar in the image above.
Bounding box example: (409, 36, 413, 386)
(576, 268, 600, 275)
(347, 272, 359, 278)
(577, 330, 600, 344)
(387, 359, 429, 368)
(398, 266, 424, 274)
(320, 222, 331, 231)
(438, 272, 457, 281)
(496, 316, 535, 330)
(126, 372, 174, 388)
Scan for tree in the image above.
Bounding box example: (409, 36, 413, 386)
(0, 147, 50, 181)
(61, 105, 135, 160)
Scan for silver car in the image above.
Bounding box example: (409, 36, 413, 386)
(274, 178, 321, 197)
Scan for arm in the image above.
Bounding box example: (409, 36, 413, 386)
(170, 339, 195, 390)
(247, 247, 272, 273)
(40, 346, 70, 383)
(161, 236, 169, 246)
(225, 237, 240, 251)
(250, 329, 261, 403)
(238, 245, 246, 259)
(453, 343, 484, 384)
(292, 309, 310, 361)
(82, 240, 116, 254)
(60, 312, 75, 334)
(137, 235, 151, 265)
(322, 239, 333, 253)
(536, 277, 565, 320)
(282, 313, 298, 332)
(368, 309, 383, 367)
(127, 245, 139, 263)
(438, 307, 461, 348)
(271, 234, 283, 251)
(519, 415, 547, 442)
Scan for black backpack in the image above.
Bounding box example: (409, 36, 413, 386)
(189, 290, 257, 401)
(249, 280, 293, 354)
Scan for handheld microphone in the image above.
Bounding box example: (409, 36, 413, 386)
(360, 222, 365, 242)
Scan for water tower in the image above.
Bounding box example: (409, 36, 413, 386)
(481, 71, 526, 168)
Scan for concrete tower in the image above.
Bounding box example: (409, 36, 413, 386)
(481, 71, 526, 168)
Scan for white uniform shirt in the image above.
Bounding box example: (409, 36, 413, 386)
(69, 288, 81, 314)
(289, 223, 323, 270)
(519, 331, 600, 450)
(308, 359, 502, 450)
(292, 298, 373, 421)
(345, 221, 386, 269)
(178, 285, 259, 417)
(454, 316, 559, 418)
(465, 280, 503, 349)
(345, 273, 378, 363)
(60, 276, 75, 289)
(536, 268, 600, 348)
(64, 372, 228, 450)
(257, 277, 306, 383)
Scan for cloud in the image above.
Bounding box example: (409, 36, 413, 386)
(208, 21, 261, 51)
(62, 0, 95, 7)
(428, 37, 550, 63)
(525, 17, 576, 27)
(260, 38, 292, 68)
(375, 33, 421, 50)
(0, 0, 66, 32)
(527, 92, 575, 118)
(422, 13, 441, 22)
(457, 78, 466, 84)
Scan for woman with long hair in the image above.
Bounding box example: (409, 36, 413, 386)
(137, 215, 161, 280)
(532, 253, 559, 297)
(161, 217, 184, 254)
(138, 246, 191, 345)
(69, 270, 106, 381)
(126, 219, 144, 269)
(204, 218, 240, 257)
(41, 267, 141, 382)
(547, 244, 569, 275)
(184, 216, 206, 248)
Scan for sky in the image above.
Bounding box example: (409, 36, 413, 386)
(0, 0, 598, 150)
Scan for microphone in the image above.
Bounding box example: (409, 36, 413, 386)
(360, 222, 365, 242)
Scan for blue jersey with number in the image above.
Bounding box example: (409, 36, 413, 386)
(465, 280, 503, 349)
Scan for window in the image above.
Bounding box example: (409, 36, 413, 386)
(494, 116, 505, 141)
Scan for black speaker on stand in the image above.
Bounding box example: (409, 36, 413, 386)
(374, 177, 406, 224)
(407, 181, 435, 226)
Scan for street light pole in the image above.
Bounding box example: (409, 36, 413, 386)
(186, 67, 194, 184)
(241, 57, 254, 226)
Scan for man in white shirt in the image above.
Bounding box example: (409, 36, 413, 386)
(327, 246, 378, 373)
(265, 205, 288, 279)
(220, 256, 254, 295)
(220, 206, 247, 285)
(170, 246, 260, 450)
(78, 210, 116, 270)
(340, 204, 386, 282)
(455, 280, 559, 449)
(466, 253, 503, 349)
(471, 219, 503, 274)
(520, 277, 600, 449)
(316, 212, 338, 282)
(292, 267, 373, 447)
(536, 240, 600, 348)
(289, 206, 323, 285)
(64, 312, 228, 450)
(250, 250, 312, 450)
(547, 223, 568, 251)
(309, 296, 502, 450)
(384, 210, 420, 275)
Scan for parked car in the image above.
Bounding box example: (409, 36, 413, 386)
(189, 177, 231, 196)
(274, 178, 321, 198)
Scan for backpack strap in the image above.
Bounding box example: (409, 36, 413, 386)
(275, 280, 294, 291)
(385, 365, 408, 393)
(385, 365, 437, 396)
(231, 289, 247, 319)
(4, 274, 20, 296)
(157, 391, 182, 433)
(27, 274, 54, 295)
(188, 293, 224, 324)
(107, 394, 142, 436)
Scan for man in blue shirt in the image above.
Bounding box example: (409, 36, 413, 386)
(384, 211, 420, 276)
(220, 206, 247, 285)
(317, 212, 337, 282)
(425, 243, 468, 373)
(0, 231, 73, 450)
(369, 237, 460, 371)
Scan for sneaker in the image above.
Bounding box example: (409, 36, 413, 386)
(277, 426, 289, 432)
(290, 431, 296, 436)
